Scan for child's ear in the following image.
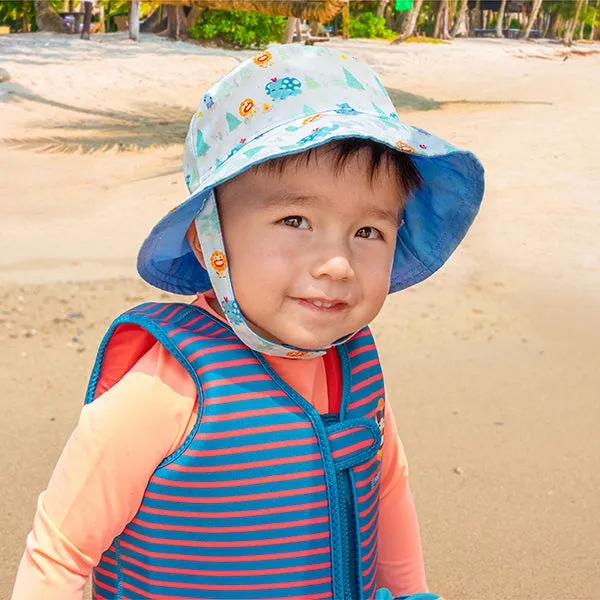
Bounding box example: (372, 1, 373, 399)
(185, 222, 207, 270)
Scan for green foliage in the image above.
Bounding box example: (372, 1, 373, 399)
(188, 10, 286, 48)
(0, 1, 36, 32)
(349, 12, 396, 39)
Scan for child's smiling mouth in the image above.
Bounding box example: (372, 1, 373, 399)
(294, 297, 349, 312)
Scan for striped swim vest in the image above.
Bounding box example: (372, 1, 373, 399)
(87, 302, 387, 599)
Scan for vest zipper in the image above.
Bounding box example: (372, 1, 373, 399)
(322, 413, 361, 599)
(337, 468, 360, 599)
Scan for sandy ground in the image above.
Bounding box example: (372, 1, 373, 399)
(1, 32, 599, 599)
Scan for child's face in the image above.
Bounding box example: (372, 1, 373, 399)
(195, 146, 404, 350)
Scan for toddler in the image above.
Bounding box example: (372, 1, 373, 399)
(12, 44, 484, 600)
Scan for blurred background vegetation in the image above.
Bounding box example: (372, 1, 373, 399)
(0, 0, 598, 46)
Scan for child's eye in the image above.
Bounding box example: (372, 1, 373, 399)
(356, 226, 382, 240)
(281, 216, 309, 229)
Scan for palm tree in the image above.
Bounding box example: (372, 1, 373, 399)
(496, 0, 508, 36)
(564, 0, 586, 44)
(376, 0, 390, 18)
(33, 0, 65, 32)
(433, 0, 451, 39)
(391, 0, 425, 43)
(129, 0, 140, 41)
(522, 0, 544, 39)
(451, 0, 470, 36)
(162, 0, 347, 23)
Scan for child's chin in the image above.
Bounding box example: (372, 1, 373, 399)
(282, 330, 347, 352)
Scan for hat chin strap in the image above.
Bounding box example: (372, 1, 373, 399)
(194, 190, 353, 359)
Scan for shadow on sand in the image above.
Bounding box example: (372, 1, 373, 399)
(1, 83, 552, 156)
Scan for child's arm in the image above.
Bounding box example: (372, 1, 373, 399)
(376, 398, 429, 596)
(11, 344, 197, 600)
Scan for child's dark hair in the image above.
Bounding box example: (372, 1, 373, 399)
(257, 138, 423, 200)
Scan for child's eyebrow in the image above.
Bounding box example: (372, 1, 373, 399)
(263, 192, 401, 226)
(363, 205, 401, 227)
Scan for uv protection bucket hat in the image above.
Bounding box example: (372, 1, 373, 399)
(138, 44, 484, 297)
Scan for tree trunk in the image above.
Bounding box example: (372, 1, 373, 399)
(376, 0, 389, 19)
(578, 0, 588, 38)
(434, 0, 443, 37)
(391, 0, 425, 42)
(448, 0, 457, 29)
(451, 0, 469, 36)
(186, 6, 202, 29)
(129, 0, 140, 41)
(23, 1, 30, 32)
(474, 0, 482, 28)
(522, 0, 543, 39)
(496, 0, 507, 36)
(167, 5, 185, 40)
(435, 0, 451, 39)
(96, 0, 105, 32)
(590, 0, 600, 39)
(564, 0, 585, 44)
(283, 16, 297, 43)
(34, 0, 67, 32)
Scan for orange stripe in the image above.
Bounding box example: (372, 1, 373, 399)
(155, 468, 324, 489)
(351, 357, 380, 375)
(360, 507, 378, 533)
(132, 515, 329, 533)
(188, 343, 247, 362)
(194, 421, 312, 440)
(281, 593, 333, 600)
(348, 386, 385, 411)
(92, 571, 117, 594)
(329, 427, 361, 440)
(187, 436, 318, 457)
(167, 313, 205, 335)
(203, 389, 288, 406)
(202, 405, 302, 422)
(348, 343, 376, 358)
(363, 564, 377, 591)
(145, 483, 326, 504)
(202, 373, 271, 389)
(94, 565, 117, 580)
(355, 467, 380, 489)
(119, 538, 331, 562)
(362, 552, 377, 578)
(120, 551, 331, 577)
(161, 304, 186, 322)
(196, 357, 259, 376)
(351, 372, 383, 393)
(167, 452, 322, 473)
(331, 439, 372, 459)
(355, 454, 377, 473)
(363, 535, 377, 564)
(121, 567, 332, 591)
(175, 321, 215, 344)
(361, 519, 378, 548)
(359, 489, 378, 519)
(140, 498, 327, 519)
(124, 526, 329, 548)
(357, 479, 379, 504)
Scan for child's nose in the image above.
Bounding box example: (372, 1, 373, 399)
(311, 254, 355, 281)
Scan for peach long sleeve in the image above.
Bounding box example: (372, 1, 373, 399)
(12, 297, 427, 599)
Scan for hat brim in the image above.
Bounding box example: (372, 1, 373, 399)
(137, 109, 484, 296)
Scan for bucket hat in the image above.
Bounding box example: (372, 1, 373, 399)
(138, 44, 484, 297)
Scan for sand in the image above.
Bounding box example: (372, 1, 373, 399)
(1, 32, 599, 599)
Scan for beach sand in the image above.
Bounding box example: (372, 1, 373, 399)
(1, 33, 599, 599)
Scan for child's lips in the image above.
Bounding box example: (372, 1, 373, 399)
(294, 297, 349, 312)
